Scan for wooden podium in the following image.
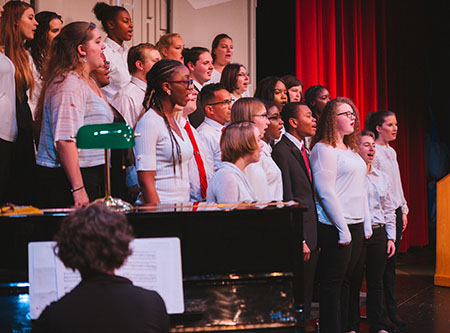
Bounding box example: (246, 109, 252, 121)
(435, 174, 450, 287)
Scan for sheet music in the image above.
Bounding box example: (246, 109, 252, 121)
(29, 237, 184, 319)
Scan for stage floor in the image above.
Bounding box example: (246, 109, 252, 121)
(1, 246, 448, 332)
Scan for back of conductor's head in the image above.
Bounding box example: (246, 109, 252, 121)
(54, 203, 134, 278)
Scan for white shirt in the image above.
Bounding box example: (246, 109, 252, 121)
(102, 37, 131, 102)
(0, 53, 17, 142)
(27, 53, 42, 120)
(197, 117, 224, 171)
(111, 76, 146, 127)
(207, 161, 256, 203)
(373, 143, 409, 214)
(134, 108, 194, 204)
(310, 142, 372, 243)
(207, 68, 221, 84)
(178, 116, 214, 202)
(366, 166, 397, 241)
(193, 79, 203, 92)
(36, 72, 114, 168)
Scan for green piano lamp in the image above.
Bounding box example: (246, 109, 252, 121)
(76, 123, 135, 212)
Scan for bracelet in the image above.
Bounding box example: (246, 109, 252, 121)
(70, 185, 84, 193)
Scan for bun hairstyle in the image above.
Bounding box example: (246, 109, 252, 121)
(92, 2, 126, 34)
(211, 33, 232, 63)
(364, 110, 395, 139)
(26, 11, 63, 72)
(182, 46, 209, 67)
(141, 59, 186, 174)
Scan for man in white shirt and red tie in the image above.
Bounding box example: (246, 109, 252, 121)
(272, 102, 319, 330)
(197, 83, 232, 172)
(178, 89, 213, 202)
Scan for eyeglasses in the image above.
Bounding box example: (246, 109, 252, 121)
(268, 114, 281, 121)
(337, 111, 357, 119)
(208, 99, 232, 106)
(167, 79, 194, 89)
(236, 72, 250, 77)
(253, 113, 268, 118)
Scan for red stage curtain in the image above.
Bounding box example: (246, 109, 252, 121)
(295, 0, 428, 251)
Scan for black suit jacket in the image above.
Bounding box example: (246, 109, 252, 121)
(272, 135, 319, 251)
(32, 273, 170, 333)
(188, 85, 205, 128)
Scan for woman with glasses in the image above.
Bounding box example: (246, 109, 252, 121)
(134, 59, 194, 204)
(230, 98, 282, 202)
(220, 63, 249, 105)
(310, 97, 372, 332)
(35, 22, 114, 208)
(207, 121, 260, 204)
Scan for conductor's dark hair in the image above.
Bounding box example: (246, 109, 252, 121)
(365, 110, 396, 139)
(92, 2, 127, 35)
(54, 203, 134, 278)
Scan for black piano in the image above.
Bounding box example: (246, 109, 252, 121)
(0, 202, 306, 332)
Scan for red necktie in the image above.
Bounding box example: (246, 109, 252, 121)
(184, 121, 208, 199)
(301, 145, 311, 181)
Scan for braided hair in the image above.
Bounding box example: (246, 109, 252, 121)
(142, 59, 185, 175)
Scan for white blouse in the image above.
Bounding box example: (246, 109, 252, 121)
(366, 166, 397, 241)
(310, 142, 372, 243)
(243, 141, 283, 202)
(373, 144, 409, 214)
(207, 161, 256, 204)
(0, 53, 17, 143)
(102, 37, 131, 102)
(36, 72, 114, 168)
(134, 108, 194, 204)
(27, 54, 42, 120)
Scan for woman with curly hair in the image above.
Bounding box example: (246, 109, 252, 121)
(25, 11, 63, 118)
(0, 1, 38, 205)
(134, 59, 194, 204)
(310, 97, 372, 332)
(304, 84, 330, 120)
(33, 203, 170, 332)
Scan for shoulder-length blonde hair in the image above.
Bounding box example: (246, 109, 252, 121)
(311, 97, 361, 151)
(221, 121, 258, 163)
(155, 33, 181, 56)
(230, 97, 265, 123)
(0, 1, 34, 101)
(34, 22, 96, 133)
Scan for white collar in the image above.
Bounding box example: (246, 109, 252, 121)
(284, 132, 305, 152)
(204, 117, 225, 131)
(105, 37, 128, 53)
(130, 76, 147, 91)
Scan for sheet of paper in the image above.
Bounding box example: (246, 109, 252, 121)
(29, 237, 184, 319)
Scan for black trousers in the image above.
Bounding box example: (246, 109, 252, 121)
(348, 227, 388, 332)
(36, 165, 104, 208)
(318, 222, 364, 333)
(383, 207, 403, 318)
(0, 138, 14, 205)
(304, 249, 319, 323)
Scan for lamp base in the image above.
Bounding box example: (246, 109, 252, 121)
(94, 196, 133, 212)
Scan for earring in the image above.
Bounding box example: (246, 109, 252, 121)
(82, 57, 87, 63)
(166, 90, 171, 96)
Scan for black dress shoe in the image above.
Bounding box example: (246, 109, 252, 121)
(389, 314, 406, 329)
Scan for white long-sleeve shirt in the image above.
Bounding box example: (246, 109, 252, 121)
(102, 37, 130, 102)
(207, 161, 256, 204)
(310, 142, 372, 243)
(366, 166, 397, 241)
(0, 53, 17, 142)
(111, 76, 146, 127)
(197, 117, 224, 171)
(373, 143, 409, 214)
